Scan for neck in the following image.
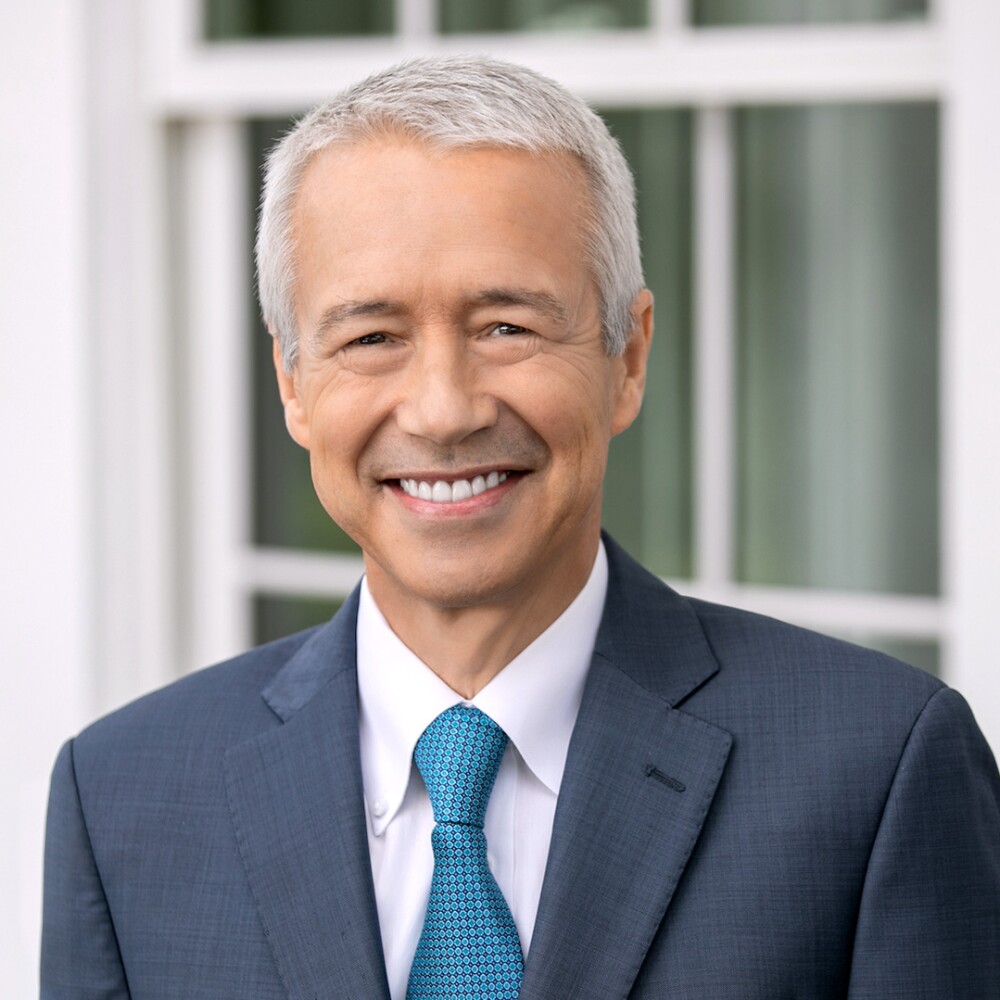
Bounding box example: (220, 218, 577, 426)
(365, 536, 600, 699)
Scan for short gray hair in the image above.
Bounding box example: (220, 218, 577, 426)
(256, 55, 643, 369)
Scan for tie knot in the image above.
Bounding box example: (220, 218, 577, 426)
(414, 705, 508, 827)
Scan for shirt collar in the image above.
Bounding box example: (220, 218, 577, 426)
(356, 541, 608, 836)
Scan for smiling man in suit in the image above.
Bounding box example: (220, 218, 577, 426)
(43, 56, 1000, 999)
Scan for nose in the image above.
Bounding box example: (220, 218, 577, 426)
(394, 334, 497, 445)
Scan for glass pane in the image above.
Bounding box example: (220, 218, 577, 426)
(601, 109, 693, 579)
(440, 0, 647, 33)
(693, 0, 925, 26)
(205, 0, 392, 39)
(254, 595, 343, 645)
(250, 119, 360, 554)
(735, 103, 939, 595)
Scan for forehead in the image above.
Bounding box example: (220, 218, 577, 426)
(289, 137, 596, 311)
(293, 136, 591, 233)
(297, 131, 590, 201)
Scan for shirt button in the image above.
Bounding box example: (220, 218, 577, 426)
(487, 854, 497, 872)
(371, 799, 387, 818)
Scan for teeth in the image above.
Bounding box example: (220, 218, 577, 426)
(400, 472, 509, 503)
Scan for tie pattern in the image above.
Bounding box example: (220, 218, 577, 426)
(406, 705, 524, 1000)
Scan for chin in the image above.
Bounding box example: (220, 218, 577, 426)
(372, 551, 527, 612)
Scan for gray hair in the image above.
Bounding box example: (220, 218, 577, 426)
(256, 55, 643, 370)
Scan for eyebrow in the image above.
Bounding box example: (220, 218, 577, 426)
(314, 299, 403, 337)
(466, 288, 569, 325)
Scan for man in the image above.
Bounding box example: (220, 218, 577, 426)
(43, 56, 1000, 999)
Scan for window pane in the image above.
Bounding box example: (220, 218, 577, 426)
(254, 595, 343, 645)
(601, 109, 693, 579)
(204, 0, 392, 39)
(735, 103, 939, 595)
(693, 0, 925, 26)
(440, 0, 647, 33)
(250, 119, 360, 554)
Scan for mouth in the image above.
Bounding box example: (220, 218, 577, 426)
(394, 469, 519, 504)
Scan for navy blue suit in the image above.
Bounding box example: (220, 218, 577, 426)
(42, 537, 1000, 997)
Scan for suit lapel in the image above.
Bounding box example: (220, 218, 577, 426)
(222, 540, 729, 999)
(520, 539, 733, 1000)
(224, 591, 391, 1000)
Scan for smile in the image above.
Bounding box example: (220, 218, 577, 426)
(398, 471, 510, 503)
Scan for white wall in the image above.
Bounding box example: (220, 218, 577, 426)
(0, 1, 94, 992)
(941, 0, 1000, 755)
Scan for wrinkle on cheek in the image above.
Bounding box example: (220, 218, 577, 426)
(525, 338, 610, 380)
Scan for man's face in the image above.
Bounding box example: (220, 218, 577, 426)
(276, 136, 651, 615)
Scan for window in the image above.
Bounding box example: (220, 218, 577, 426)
(96, 0, 999, 737)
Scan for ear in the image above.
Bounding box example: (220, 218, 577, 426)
(272, 337, 311, 449)
(611, 288, 653, 436)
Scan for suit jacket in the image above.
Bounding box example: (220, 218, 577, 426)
(42, 537, 1000, 998)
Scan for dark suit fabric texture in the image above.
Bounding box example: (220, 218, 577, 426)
(42, 537, 1000, 998)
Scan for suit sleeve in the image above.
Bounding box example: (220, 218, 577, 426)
(847, 687, 1000, 999)
(41, 739, 131, 999)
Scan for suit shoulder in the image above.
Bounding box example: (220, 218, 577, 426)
(71, 627, 320, 762)
(685, 594, 944, 710)
(601, 533, 944, 714)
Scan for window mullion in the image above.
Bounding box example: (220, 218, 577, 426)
(693, 105, 736, 589)
(396, 0, 436, 37)
(180, 119, 253, 671)
(650, 0, 689, 32)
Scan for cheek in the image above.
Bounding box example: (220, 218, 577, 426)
(302, 394, 373, 495)
(526, 374, 615, 476)
(306, 445, 349, 524)
(309, 375, 392, 459)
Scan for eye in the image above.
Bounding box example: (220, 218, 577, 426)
(347, 332, 390, 347)
(490, 322, 529, 337)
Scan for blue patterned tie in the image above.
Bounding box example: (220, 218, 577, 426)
(406, 705, 524, 1000)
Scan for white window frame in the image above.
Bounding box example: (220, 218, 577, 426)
(91, 0, 1000, 751)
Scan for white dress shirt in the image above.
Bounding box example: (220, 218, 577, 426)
(356, 542, 608, 1000)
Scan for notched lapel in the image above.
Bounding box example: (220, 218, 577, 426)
(521, 659, 732, 1000)
(225, 597, 391, 1000)
(520, 539, 733, 1000)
